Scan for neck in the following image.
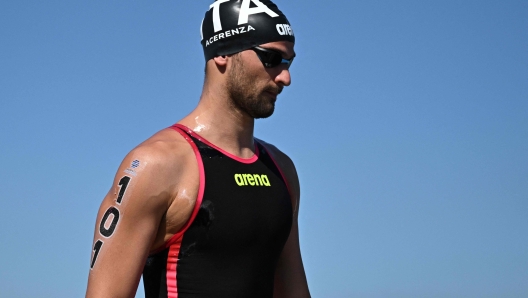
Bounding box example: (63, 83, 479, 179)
(178, 80, 256, 158)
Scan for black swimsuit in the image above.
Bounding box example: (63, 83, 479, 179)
(142, 124, 293, 298)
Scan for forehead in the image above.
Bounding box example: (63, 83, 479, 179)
(258, 41, 296, 58)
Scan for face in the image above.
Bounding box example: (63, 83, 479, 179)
(226, 41, 295, 119)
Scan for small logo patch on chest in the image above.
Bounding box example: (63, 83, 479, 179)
(234, 174, 271, 187)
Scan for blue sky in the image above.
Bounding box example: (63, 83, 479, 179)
(1, 1, 527, 297)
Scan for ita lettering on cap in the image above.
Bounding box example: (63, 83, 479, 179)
(200, 0, 295, 61)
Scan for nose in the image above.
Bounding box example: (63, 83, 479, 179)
(275, 68, 291, 87)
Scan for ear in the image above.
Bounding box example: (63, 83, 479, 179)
(213, 55, 228, 67)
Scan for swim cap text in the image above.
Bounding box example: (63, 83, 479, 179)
(209, 0, 279, 33)
(205, 25, 256, 47)
(276, 24, 294, 36)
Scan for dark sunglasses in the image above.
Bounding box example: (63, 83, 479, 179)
(251, 46, 294, 69)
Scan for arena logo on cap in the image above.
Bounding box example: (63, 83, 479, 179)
(276, 24, 294, 36)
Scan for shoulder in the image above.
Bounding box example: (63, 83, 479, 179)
(257, 139, 295, 171)
(127, 127, 195, 171)
(257, 139, 300, 211)
(111, 127, 198, 204)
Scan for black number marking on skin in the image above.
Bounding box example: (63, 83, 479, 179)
(90, 240, 103, 269)
(117, 176, 131, 204)
(90, 176, 131, 269)
(99, 207, 120, 237)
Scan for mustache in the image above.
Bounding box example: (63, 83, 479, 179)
(264, 85, 283, 95)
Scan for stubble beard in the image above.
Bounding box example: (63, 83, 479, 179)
(226, 54, 280, 119)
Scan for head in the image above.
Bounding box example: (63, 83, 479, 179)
(200, 0, 295, 118)
(226, 41, 295, 118)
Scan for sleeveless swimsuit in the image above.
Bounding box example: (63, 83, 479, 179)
(142, 124, 293, 298)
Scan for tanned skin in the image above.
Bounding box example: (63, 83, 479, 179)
(86, 41, 310, 298)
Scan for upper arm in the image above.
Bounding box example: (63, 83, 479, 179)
(86, 144, 179, 298)
(260, 142, 311, 298)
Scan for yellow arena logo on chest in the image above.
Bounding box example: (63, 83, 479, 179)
(234, 174, 271, 187)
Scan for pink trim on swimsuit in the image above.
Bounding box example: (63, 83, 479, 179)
(166, 240, 181, 298)
(173, 123, 259, 164)
(150, 126, 206, 255)
(256, 139, 293, 200)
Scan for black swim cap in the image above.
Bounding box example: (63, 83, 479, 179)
(201, 0, 295, 61)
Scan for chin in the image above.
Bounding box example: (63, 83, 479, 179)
(251, 105, 275, 119)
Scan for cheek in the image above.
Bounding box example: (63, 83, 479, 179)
(241, 51, 273, 80)
(242, 70, 269, 91)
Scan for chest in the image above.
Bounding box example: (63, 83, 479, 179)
(186, 150, 292, 250)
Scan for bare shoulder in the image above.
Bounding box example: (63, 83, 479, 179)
(109, 127, 197, 207)
(132, 127, 195, 169)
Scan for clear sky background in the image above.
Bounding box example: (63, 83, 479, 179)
(1, 1, 527, 297)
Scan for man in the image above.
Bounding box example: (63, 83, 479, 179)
(86, 0, 310, 297)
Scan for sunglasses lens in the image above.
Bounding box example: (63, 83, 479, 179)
(253, 47, 292, 68)
(268, 53, 283, 67)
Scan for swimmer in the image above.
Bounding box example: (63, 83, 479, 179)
(86, 1, 310, 297)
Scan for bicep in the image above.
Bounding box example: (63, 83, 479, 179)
(265, 146, 310, 297)
(274, 219, 310, 298)
(274, 173, 309, 297)
(86, 157, 170, 298)
(257, 141, 310, 297)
